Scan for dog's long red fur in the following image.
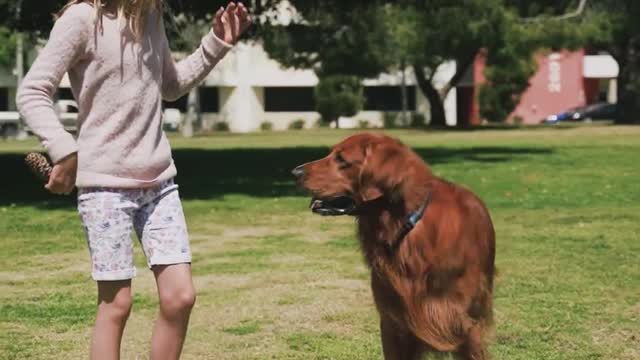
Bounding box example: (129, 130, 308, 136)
(297, 133, 495, 360)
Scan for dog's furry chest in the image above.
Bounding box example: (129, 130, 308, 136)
(356, 215, 403, 267)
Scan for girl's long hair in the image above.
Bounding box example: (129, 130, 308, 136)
(57, 0, 163, 37)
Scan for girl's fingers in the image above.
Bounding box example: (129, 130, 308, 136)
(213, 6, 224, 35)
(215, 2, 251, 43)
(221, 9, 232, 41)
(237, 3, 251, 32)
(215, 7, 224, 21)
(45, 168, 57, 189)
(237, 3, 246, 19)
(243, 13, 252, 32)
(226, 3, 239, 42)
(232, 11, 240, 41)
(45, 178, 62, 194)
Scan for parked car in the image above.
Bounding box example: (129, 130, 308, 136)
(163, 108, 182, 131)
(570, 102, 616, 122)
(0, 111, 20, 138)
(543, 107, 578, 124)
(544, 102, 616, 124)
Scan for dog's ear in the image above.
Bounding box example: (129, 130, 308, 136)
(360, 181, 384, 202)
(358, 141, 406, 202)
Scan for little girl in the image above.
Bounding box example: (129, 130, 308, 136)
(17, 1, 250, 359)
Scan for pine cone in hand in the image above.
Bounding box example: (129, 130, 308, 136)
(25, 152, 53, 182)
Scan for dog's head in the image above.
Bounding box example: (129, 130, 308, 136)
(292, 133, 427, 216)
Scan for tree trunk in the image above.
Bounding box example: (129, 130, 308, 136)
(400, 58, 409, 126)
(15, 19, 28, 140)
(413, 65, 447, 127)
(423, 82, 447, 128)
(615, 46, 640, 124)
(182, 87, 198, 137)
(412, 54, 477, 128)
(438, 55, 476, 100)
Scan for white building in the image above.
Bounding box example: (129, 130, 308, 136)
(2, 41, 459, 133)
(0, 69, 17, 112)
(188, 41, 458, 132)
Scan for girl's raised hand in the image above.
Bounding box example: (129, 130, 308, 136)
(213, 2, 252, 45)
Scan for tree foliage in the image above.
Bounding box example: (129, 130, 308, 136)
(258, 0, 628, 125)
(261, 3, 392, 78)
(391, 0, 508, 126)
(2, 0, 637, 124)
(478, 13, 538, 123)
(258, 0, 549, 126)
(0, 0, 60, 33)
(477, 1, 614, 122)
(0, 27, 17, 68)
(315, 75, 364, 127)
(583, 0, 640, 123)
(0, 1, 233, 35)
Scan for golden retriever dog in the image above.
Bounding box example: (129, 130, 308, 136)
(292, 133, 495, 360)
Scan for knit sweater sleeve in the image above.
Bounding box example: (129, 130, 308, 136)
(16, 4, 91, 163)
(161, 21, 232, 101)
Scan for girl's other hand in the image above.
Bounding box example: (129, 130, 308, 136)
(213, 2, 252, 45)
(45, 153, 77, 195)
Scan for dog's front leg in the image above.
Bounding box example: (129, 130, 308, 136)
(380, 315, 423, 360)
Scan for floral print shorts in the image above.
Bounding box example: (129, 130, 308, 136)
(77, 179, 191, 281)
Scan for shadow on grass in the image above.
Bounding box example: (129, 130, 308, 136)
(0, 146, 552, 207)
(414, 121, 615, 132)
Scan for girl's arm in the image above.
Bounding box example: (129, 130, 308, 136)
(161, 2, 251, 101)
(160, 22, 232, 101)
(16, 4, 90, 164)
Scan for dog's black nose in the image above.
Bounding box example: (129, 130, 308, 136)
(292, 165, 305, 178)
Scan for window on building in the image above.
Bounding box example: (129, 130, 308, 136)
(364, 86, 416, 111)
(199, 87, 219, 113)
(162, 95, 188, 112)
(265, 87, 315, 112)
(56, 88, 74, 100)
(0, 88, 8, 111)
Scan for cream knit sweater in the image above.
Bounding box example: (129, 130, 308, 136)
(17, 3, 231, 188)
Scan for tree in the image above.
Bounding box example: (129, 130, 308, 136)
(315, 75, 364, 128)
(258, 2, 393, 128)
(164, 13, 213, 137)
(478, 0, 612, 123)
(259, 0, 513, 127)
(5, 0, 634, 125)
(0, 0, 60, 34)
(478, 32, 538, 123)
(0, 1, 233, 33)
(0, 27, 16, 68)
(379, 0, 603, 126)
(0, 1, 513, 127)
(0, 1, 228, 137)
(582, 0, 640, 124)
(390, 0, 508, 127)
(259, 0, 624, 126)
(481, 0, 636, 124)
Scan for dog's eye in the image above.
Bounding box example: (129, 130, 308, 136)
(335, 153, 350, 168)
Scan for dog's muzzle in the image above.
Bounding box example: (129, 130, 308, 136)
(292, 165, 305, 179)
(292, 164, 356, 216)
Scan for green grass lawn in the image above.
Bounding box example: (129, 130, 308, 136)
(1, 125, 638, 359)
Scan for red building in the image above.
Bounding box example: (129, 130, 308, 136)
(457, 49, 619, 125)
